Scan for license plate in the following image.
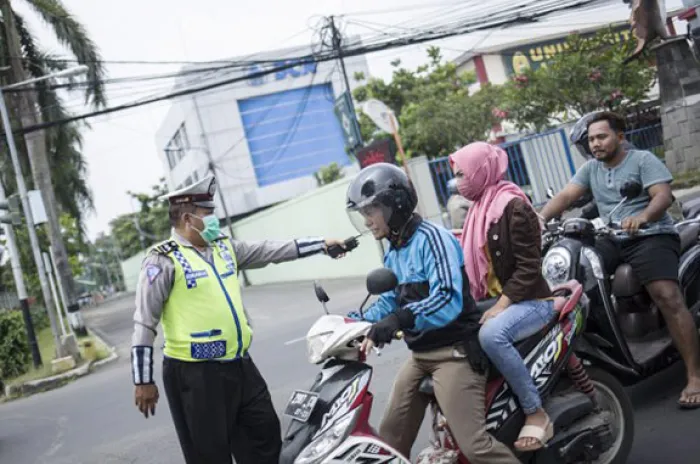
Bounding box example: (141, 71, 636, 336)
(284, 390, 319, 423)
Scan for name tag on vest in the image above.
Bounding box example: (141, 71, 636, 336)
(187, 270, 209, 280)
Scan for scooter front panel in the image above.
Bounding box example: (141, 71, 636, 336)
(323, 435, 411, 463)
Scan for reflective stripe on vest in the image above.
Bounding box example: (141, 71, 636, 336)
(157, 237, 252, 361)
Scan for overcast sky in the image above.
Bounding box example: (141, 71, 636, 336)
(13, 0, 685, 240)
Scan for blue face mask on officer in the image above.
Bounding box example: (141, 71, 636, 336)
(188, 213, 221, 243)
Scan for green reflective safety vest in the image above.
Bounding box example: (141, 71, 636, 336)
(152, 236, 252, 361)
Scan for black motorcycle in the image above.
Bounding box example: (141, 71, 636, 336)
(541, 181, 700, 386)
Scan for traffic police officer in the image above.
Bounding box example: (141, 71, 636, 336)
(130, 175, 345, 464)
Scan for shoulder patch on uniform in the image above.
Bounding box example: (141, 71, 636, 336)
(146, 264, 162, 284)
(152, 240, 179, 255)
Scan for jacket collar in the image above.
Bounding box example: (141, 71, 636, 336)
(389, 214, 422, 249)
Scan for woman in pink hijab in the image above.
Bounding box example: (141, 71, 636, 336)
(449, 142, 555, 452)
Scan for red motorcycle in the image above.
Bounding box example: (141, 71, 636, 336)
(279, 268, 634, 464)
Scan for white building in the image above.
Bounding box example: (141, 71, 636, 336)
(155, 40, 370, 220)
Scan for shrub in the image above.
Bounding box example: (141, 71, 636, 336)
(0, 310, 30, 379)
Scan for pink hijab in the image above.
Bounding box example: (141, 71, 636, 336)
(449, 142, 534, 301)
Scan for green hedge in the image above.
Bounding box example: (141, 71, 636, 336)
(30, 306, 50, 331)
(0, 310, 29, 379)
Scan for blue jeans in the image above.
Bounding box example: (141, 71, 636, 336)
(478, 299, 556, 415)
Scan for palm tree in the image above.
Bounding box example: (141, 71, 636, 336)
(0, 0, 106, 332)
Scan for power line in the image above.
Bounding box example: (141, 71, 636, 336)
(12, 0, 604, 136)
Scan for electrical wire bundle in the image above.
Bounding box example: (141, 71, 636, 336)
(8, 0, 611, 135)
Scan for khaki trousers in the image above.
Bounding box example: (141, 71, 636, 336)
(379, 345, 519, 464)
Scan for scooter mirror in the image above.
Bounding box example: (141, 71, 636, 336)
(366, 268, 398, 295)
(313, 281, 330, 303)
(620, 181, 642, 199)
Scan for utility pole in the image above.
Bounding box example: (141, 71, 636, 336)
(0, 87, 64, 357)
(191, 94, 250, 286)
(329, 16, 363, 146)
(0, 184, 41, 368)
(0, 6, 88, 338)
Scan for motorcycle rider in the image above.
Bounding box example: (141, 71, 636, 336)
(450, 142, 556, 452)
(446, 177, 472, 229)
(570, 111, 685, 221)
(346, 163, 518, 463)
(541, 111, 700, 408)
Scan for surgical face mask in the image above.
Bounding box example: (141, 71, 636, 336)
(190, 214, 221, 243)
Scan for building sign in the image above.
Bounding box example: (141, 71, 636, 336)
(356, 139, 396, 169)
(501, 25, 633, 77)
(247, 59, 318, 86)
(334, 91, 362, 151)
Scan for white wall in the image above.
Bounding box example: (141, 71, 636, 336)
(232, 175, 384, 285)
(482, 54, 510, 85)
(121, 250, 147, 293)
(155, 40, 370, 221)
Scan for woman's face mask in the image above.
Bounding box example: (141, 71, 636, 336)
(189, 213, 221, 243)
(453, 167, 486, 201)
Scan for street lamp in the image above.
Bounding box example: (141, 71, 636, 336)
(0, 65, 89, 359)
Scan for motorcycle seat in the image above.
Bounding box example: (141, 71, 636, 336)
(679, 223, 700, 254)
(417, 283, 583, 396)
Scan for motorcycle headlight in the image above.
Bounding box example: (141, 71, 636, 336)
(543, 247, 572, 287)
(581, 247, 605, 280)
(307, 331, 333, 364)
(295, 408, 360, 464)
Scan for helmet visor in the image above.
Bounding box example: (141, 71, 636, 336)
(346, 201, 393, 235)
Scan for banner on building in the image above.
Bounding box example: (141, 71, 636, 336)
(501, 24, 632, 76)
(355, 138, 397, 169)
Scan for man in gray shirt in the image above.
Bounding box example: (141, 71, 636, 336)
(131, 175, 347, 463)
(541, 111, 700, 409)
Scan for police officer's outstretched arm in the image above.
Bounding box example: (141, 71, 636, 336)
(131, 252, 174, 418)
(230, 237, 347, 270)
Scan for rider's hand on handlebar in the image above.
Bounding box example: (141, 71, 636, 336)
(621, 214, 648, 234)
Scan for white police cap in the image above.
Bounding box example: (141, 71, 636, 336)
(158, 175, 216, 208)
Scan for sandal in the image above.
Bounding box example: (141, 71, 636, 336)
(678, 390, 700, 410)
(514, 418, 554, 452)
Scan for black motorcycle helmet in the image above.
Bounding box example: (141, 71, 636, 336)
(570, 111, 601, 159)
(345, 163, 418, 235)
(570, 111, 636, 159)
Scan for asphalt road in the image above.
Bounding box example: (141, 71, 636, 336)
(1, 276, 699, 464)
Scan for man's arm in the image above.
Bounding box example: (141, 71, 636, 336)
(622, 152, 674, 232)
(540, 161, 592, 221)
(540, 183, 589, 222)
(401, 227, 464, 332)
(231, 237, 328, 270)
(131, 254, 174, 385)
(360, 291, 398, 323)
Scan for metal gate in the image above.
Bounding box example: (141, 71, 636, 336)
(429, 128, 576, 207)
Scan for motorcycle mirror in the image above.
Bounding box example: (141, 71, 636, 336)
(366, 268, 398, 295)
(620, 181, 642, 199)
(313, 281, 330, 315)
(314, 281, 330, 303)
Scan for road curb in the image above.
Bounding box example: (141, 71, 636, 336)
(3, 327, 119, 399)
(88, 329, 120, 373)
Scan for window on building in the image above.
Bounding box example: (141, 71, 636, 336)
(164, 123, 190, 170)
(184, 176, 193, 187)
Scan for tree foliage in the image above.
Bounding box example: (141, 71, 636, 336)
(108, 179, 171, 259)
(353, 46, 500, 160)
(499, 28, 657, 132)
(0, 0, 107, 232)
(314, 163, 344, 186)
